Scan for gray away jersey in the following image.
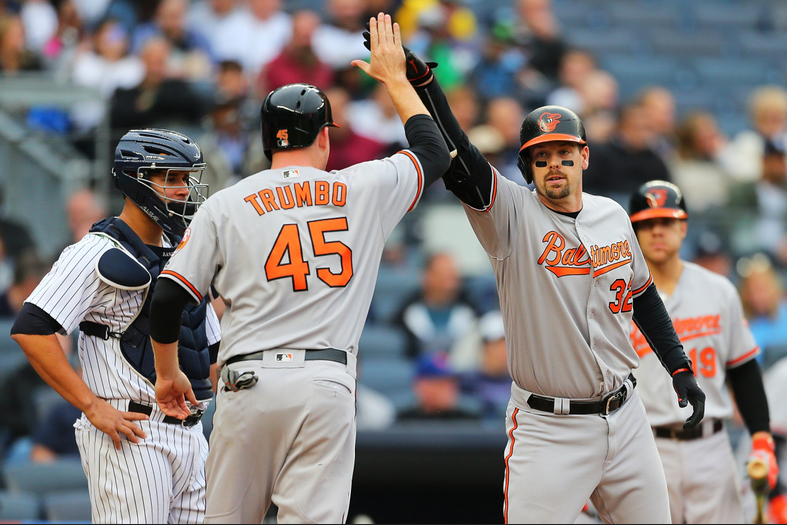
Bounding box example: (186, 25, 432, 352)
(464, 169, 652, 399)
(631, 261, 759, 426)
(26, 233, 221, 405)
(161, 152, 424, 367)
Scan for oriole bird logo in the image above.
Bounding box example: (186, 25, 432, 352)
(538, 112, 562, 133)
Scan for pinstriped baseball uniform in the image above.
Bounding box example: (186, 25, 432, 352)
(25, 232, 220, 524)
(631, 261, 760, 523)
(160, 152, 424, 523)
(462, 169, 670, 523)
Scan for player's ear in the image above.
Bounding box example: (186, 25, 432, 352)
(581, 145, 590, 170)
(317, 127, 330, 152)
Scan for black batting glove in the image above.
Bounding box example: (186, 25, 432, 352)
(671, 369, 706, 429)
(362, 22, 437, 86)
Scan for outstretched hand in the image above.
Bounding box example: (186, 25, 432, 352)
(671, 370, 706, 429)
(351, 13, 407, 85)
(362, 23, 438, 86)
(155, 370, 197, 420)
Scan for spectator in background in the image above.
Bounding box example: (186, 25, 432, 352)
(41, 0, 84, 75)
(583, 102, 672, 206)
(691, 229, 733, 280)
(721, 85, 787, 184)
(636, 85, 678, 162)
(727, 139, 787, 267)
(29, 399, 82, 463)
(404, 0, 479, 92)
(669, 110, 733, 216)
(0, 12, 44, 74)
(186, 0, 246, 66)
(69, 17, 144, 133)
(469, 16, 527, 104)
(257, 9, 334, 98)
(546, 47, 597, 113)
(397, 352, 482, 421)
(109, 36, 206, 136)
(346, 82, 408, 153)
(393, 252, 481, 361)
(576, 68, 619, 145)
(0, 250, 49, 319)
(131, 0, 214, 83)
(445, 84, 480, 131)
(459, 310, 511, 421)
(738, 253, 787, 370)
(324, 86, 386, 172)
(65, 188, 109, 244)
(484, 96, 527, 185)
(313, 0, 368, 70)
(237, 0, 291, 83)
(19, 0, 58, 55)
(0, 187, 37, 267)
(514, 0, 566, 84)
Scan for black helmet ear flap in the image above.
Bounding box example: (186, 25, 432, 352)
(517, 151, 532, 184)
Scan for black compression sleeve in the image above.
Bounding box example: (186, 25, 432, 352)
(11, 302, 64, 336)
(632, 283, 692, 375)
(728, 359, 771, 434)
(416, 79, 494, 209)
(403, 114, 451, 188)
(149, 278, 193, 344)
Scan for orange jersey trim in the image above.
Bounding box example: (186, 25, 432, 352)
(482, 167, 499, 213)
(632, 275, 653, 296)
(160, 270, 203, 302)
(399, 150, 423, 212)
(504, 407, 519, 524)
(727, 346, 760, 367)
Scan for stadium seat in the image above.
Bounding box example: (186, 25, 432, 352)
(369, 265, 421, 324)
(3, 458, 87, 496)
(358, 357, 414, 399)
(0, 490, 41, 520)
(359, 324, 407, 359)
(41, 489, 91, 522)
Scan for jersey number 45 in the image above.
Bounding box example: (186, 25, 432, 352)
(265, 217, 353, 291)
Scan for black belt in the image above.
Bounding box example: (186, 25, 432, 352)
(527, 375, 637, 415)
(128, 401, 203, 428)
(224, 348, 348, 367)
(653, 419, 723, 441)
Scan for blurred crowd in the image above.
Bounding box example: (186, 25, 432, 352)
(1, 0, 787, 467)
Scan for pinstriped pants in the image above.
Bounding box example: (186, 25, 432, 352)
(75, 410, 209, 524)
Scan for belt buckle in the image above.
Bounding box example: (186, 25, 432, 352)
(604, 390, 624, 415)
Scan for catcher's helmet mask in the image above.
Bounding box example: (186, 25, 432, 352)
(517, 105, 587, 184)
(113, 129, 208, 237)
(261, 83, 340, 160)
(629, 180, 688, 225)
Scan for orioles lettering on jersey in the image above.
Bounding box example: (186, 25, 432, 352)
(537, 231, 632, 278)
(244, 180, 347, 216)
(630, 315, 722, 378)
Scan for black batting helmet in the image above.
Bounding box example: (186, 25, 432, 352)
(261, 83, 339, 160)
(517, 105, 587, 184)
(113, 129, 208, 237)
(629, 180, 688, 224)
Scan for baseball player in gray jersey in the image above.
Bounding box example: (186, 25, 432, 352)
(148, 13, 450, 524)
(370, 36, 708, 522)
(10, 129, 221, 523)
(628, 180, 779, 523)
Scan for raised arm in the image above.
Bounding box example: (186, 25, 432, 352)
(352, 13, 450, 187)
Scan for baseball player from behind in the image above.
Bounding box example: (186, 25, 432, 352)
(148, 13, 450, 524)
(11, 129, 221, 524)
(628, 180, 778, 523)
(380, 38, 707, 522)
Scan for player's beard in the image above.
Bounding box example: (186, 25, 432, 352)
(540, 171, 572, 200)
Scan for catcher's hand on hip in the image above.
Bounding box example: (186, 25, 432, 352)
(671, 369, 705, 429)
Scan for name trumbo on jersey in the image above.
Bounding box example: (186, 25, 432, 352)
(243, 180, 348, 216)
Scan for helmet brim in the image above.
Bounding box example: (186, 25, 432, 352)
(630, 208, 688, 223)
(520, 134, 587, 153)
